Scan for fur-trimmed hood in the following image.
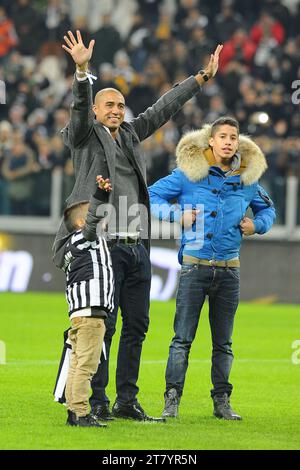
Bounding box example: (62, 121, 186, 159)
(176, 124, 267, 185)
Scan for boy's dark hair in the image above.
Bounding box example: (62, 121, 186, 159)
(64, 201, 90, 233)
(211, 116, 239, 136)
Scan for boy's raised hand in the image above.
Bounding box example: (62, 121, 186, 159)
(96, 175, 112, 192)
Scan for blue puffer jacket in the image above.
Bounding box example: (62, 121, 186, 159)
(149, 124, 276, 263)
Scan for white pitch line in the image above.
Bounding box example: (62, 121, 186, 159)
(3, 358, 292, 366)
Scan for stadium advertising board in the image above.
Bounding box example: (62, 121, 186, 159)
(0, 233, 299, 302)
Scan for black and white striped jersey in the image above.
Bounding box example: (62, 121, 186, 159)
(63, 230, 114, 317)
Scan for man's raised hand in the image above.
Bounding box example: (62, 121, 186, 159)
(207, 44, 223, 77)
(62, 30, 95, 69)
(196, 44, 223, 84)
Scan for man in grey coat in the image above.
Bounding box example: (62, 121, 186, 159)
(53, 29, 222, 421)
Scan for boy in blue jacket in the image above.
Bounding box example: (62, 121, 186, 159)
(149, 116, 276, 420)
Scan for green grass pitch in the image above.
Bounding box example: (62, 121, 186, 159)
(0, 292, 299, 450)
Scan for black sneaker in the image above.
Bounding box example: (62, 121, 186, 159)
(112, 401, 166, 422)
(162, 388, 180, 418)
(74, 413, 108, 428)
(91, 403, 114, 421)
(213, 393, 242, 420)
(66, 410, 77, 426)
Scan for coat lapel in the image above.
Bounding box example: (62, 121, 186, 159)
(93, 123, 148, 202)
(119, 129, 146, 182)
(93, 122, 116, 185)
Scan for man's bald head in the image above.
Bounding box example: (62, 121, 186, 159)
(93, 88, 126, 136)
(94, 88, 124, 105)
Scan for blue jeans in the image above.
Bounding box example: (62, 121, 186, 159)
(165, 263, 240, 398)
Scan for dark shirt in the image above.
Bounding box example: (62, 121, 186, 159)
(109, 134, 141, 235)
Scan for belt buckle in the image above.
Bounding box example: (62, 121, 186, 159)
(125, 236, 136, 245)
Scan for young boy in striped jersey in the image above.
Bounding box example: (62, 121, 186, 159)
(61, 175, 114, 428)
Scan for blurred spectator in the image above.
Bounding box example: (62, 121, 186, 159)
(36, 44, 65, 85)
(260, 141, 287, 225)
(219, 29, 257, 73)
(142, 120, 179, 185)
(155, 8, 173, 41)
(93, 63, 119, 97)
(61, 155, 75, 210)
(11, 0, 43, 56)
(13, 80, 40, 116)
(3, 51, 24, 90)
(268, 85, 290, 123)
(238, 87, 259, 121)
(50, 133, 73, 210)
(214, 0, 244, 43)
(263, 0, 291, 30)
(126, 74, 157, 116)
(0, 6, 18, 58)
(159, 39, 190, 82)
(250, 11, 285, 46)
(175, 0, 207, 28)
(172, 97, 203, 134)
(25, 109, 49, 151)
(204, 95, 227, 122)
(33, 138, 60, 216)
(138, 0, 164, 26)
(143, 56, 168, 93)
(290, 114, 300, 138)
(49, 108, 69, 137)
(90, 13, 122, 67)
(126, 11, 151, 72)
(8, 104, 27, 134)
(234, 0, 262, 22)
(2, 132, 37, 215)
(0, 120, 13, 214)
(113, 50, 139, 96)
(187, 25, 214, 74)
(179, 5, 209, 42)
(219, 60, 247, 109)
(44, 0, 71, 42)
(280, 39, 300, 91)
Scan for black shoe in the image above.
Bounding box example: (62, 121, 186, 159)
(75, 413, 108, 428)
(66, 410, 77, 426)
(112, 401, 166, 422)
(162, 388, 180, 418)
(91, 403, 114, 421)
(213, 393, 242, 420)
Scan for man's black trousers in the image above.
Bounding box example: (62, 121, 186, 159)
(90, 242, 151, 406)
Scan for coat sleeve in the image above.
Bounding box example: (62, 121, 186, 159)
(249, 184, 276, 234)
(130, 76, 201, 142)
(82, 188, 109, 241)
(148, 170, 183, 223)
(52, 188, 109, 267)
(52, 223, 71, 269)
(63, 76, 95, 148)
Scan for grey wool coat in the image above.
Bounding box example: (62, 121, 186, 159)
(53, 75, 202, 267)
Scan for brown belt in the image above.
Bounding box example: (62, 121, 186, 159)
(183, 255, 240, 268)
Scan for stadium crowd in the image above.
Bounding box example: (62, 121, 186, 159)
(0, 0, 300, 224)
